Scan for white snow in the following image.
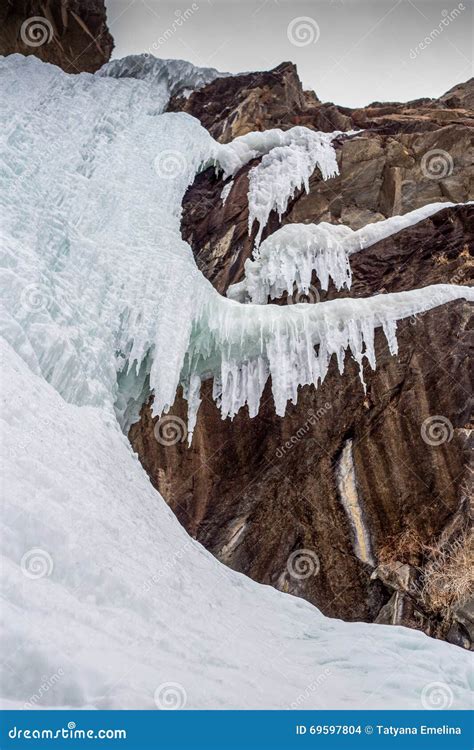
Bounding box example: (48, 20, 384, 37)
(1, 54, 473, 710)
(2, 338, 473, 710)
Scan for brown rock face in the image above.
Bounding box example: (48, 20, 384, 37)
(130, 64, 474, 647)
(130, 207, 473, 645)
(182, 124, 473, 294)
(170, 62, 474, 141)
(0, 0, 113, 73)
(169, 62, 353, 141)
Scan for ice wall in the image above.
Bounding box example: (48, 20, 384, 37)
(1, 54, 471, 445)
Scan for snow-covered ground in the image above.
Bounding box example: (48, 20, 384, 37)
(2, 338, 473, 709)
(0, 53, 472, 709)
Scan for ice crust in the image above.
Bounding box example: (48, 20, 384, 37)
(1, 53, 473, 710)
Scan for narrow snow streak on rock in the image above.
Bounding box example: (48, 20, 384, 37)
(336, 440, 375, 566)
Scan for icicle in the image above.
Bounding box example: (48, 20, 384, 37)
(180, 284, 474, 440)
(227, 203, 463, 306)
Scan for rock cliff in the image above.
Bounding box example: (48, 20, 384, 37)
(3, 7, 471, 648)
(0, 0, 113, 73)
(131, 66, 474, 649)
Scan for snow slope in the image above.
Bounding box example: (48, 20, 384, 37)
(0, 54, 472, 709)
(2, 338, 473, 709)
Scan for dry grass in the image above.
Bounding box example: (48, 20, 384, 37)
(418, 528, 473, 616)
(377, 522, 473, 638)
(378, 525, 425, 567)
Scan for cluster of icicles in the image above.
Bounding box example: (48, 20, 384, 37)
(179, 195, 471, 441)
(2, 54, 471, 446)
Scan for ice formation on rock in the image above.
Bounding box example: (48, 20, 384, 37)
(246, 129, 341, 247)
(220, 180, 233, 204)
(228, 202, 460, 304)
(1, 53, 473, 710)
(1, 54, 472, 443)
(98, 53, 226, 109)
(182, 284, 472, 438)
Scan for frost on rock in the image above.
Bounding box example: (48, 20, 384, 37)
(227, 202, 459, 304)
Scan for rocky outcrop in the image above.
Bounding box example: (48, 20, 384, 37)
(170, 61, 474, 140)
(0, 0, 113, 73)
(135, 64, 474, 646)
(169, 62, 353, 141)
(181, 119, 473, 294)
(130, 203, 473, 646)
